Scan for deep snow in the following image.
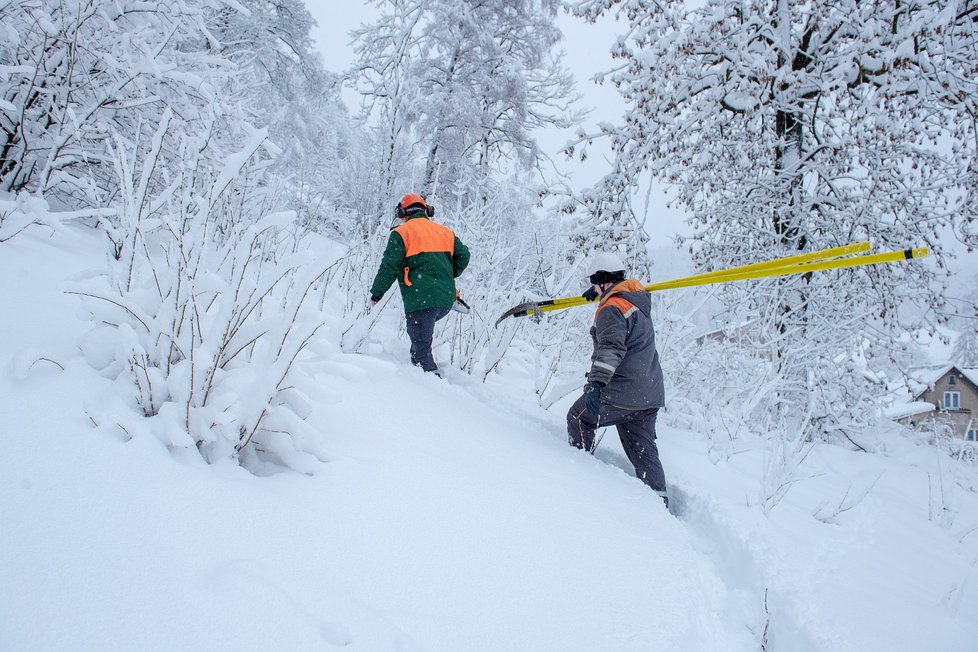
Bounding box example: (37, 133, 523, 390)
(2, 225, 978, 651)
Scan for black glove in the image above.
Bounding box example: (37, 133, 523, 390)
(584, 382, 603, 416)
(582, 286, 599, 302)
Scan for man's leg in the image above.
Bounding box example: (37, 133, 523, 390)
(566, 394, 599, 451)
(568, 399, 638, 452)
(616, 408, 668, 496)
(405, 307, 450, 373)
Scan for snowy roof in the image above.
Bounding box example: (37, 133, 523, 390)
(906, 364, 952, 387)
(961, 368, 978, 387)
(904, 364, 978, 399)
(883, 400, 935, 420)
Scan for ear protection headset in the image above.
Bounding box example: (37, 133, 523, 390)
(394, 203, 435, 218)
(394, 193, 435, 219)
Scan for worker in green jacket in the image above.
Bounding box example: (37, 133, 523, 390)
(370, 193, 470, 375)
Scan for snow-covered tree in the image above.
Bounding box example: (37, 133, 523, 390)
(569, 0, 978, 441)
(0, 0, 348, 238)
(954, 328, 978, 368)
(0, 1, 232, 211)
(350, 0, 579, 205)
(202, 0, 355, 236)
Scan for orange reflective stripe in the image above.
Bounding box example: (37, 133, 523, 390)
(403, 266, 412, 287)
(594, 279, 643, 321)
(596, 296, 634, 320)
(394, 218, 455, 258)
(612, 279, 645, 294)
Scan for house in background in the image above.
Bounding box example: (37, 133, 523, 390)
(889, 365, 978, 441)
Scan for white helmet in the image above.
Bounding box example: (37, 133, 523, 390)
(587, 251, 626, 277)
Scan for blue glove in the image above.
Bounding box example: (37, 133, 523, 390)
(584, 382, 603, 416)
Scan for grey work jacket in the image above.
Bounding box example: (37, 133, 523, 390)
(587, 279, 666, 410)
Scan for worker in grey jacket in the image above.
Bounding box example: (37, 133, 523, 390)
(567, 252, 668, 506)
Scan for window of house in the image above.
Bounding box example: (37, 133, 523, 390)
(943, 391, 961, 409)
(949, 375, 957, 385)
(968, 429, 978, 442)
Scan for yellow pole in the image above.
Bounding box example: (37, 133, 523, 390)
(536, 242, 870, 311)
(497, 245, 928, 323)
(642, 241, 871, 292)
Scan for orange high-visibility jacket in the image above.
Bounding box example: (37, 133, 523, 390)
(370, 215, 470, 313)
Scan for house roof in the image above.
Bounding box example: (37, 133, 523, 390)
(906, 364, 978, 400)
(883, 401, 936, 420)
(882, 364, 978, 424)
(961, 368, 978, 387)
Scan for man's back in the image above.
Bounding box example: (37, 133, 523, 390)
(370, 215, 469, 313)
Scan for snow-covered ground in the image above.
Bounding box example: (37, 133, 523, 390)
(2, 225, 977, 651)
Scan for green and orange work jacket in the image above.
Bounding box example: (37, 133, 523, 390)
(370, 214, 470, 314)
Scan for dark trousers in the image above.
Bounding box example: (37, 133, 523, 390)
(567, 397, 666, 492)
(405, 307, 451, 372)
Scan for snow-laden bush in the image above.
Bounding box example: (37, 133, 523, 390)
(73, 120, 333, 474)
(0, 192, 54, 243)
(0, 191, 107, 243)
(659, 302, 906, 510)
(439, 187, 587, 383)
(662, 337, 779, 458)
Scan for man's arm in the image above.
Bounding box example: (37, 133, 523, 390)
(587, 308, 628, 386)
(452, 236, 470, 277)
(369, 232, 406, 301)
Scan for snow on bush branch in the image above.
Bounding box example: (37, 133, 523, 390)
(1, 0, 336, 243)
(72, 117, 331, 474)
(0, 1, 234, 205)
(0, 0, 342, 472)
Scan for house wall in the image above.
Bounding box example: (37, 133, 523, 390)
(917, 370, 978, 439)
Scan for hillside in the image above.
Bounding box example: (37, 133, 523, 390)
(2, 225, 977, 652)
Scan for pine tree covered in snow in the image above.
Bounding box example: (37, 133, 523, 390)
(954, 329, 978, 368)
(947, 273, 978, 367)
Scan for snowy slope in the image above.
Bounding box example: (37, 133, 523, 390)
(2, 226, 978, 651)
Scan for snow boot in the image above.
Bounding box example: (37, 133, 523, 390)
(655, 489, 669, 509)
